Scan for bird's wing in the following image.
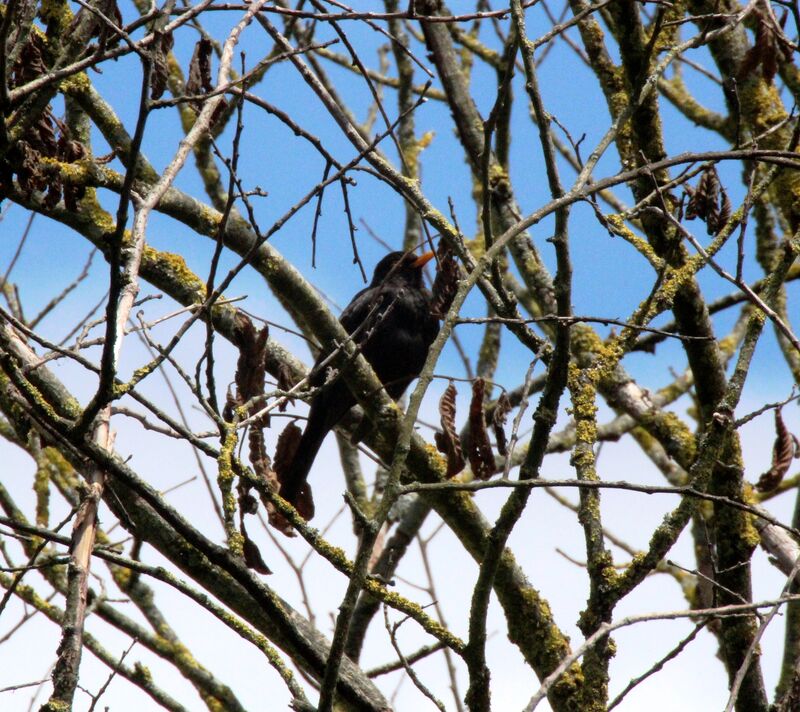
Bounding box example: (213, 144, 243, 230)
(419, 288, 440, 345)
(305, 286, 380, 387)
(338, 285, 386, 335)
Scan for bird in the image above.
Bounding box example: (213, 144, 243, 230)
(279, 249, 440, 512)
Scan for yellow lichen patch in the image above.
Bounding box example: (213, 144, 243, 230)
(122, 364, 156, 393)
(33, 456, 51, 528)
(570, 392, 598, 430)
(642, 261, 697, 318)
(466, 235, 486, 262)
(379, 588, 464, 650)
(217, 425, 241, 554)
(502, 562, 582, 700)
(111, 563, 133, 590)
(39, 0, 73, 35)
(488, 162, 509, 184)
(650, 8, 680, 53)
(142, 247, 206, 299)
(59, 71, 92, 96)
(0, 575, 62, 621)
(197, 204, 225, 232)
(68, 187, 118, 237)
(40, 156, 93, 185)
(740, 80, 787, 137)
(647, 409, 696, 463)
(39, 702, 70, 712)
(592, 336, 626, 377)
(603, 214, 661, 267)
(417, 205, 456, 243)
(227, 529, 245, 557)
(421, 441, 448, 479)
(12, 360, 76, 422)
(44, 446, 80, 489)
(418, 130, 435, 150)
(598, 556, 620, 589)
(303, 529, 350, 566)
(132, 662, 152, 683)
(740, 514, 762, 551)
(568, 329, 601, 367)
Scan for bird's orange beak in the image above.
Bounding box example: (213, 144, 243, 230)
(412, 250, 435, 268)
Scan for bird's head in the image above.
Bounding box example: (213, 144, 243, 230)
(370, 250, 435, 289)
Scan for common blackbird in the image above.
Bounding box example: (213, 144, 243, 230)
(279, 250, 439, 509)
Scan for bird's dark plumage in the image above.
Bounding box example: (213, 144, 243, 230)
(279, 250, 439, 511)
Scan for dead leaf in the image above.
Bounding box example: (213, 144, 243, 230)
(240, 520, 271, 574)
(492, 392, 512, 457)
(273, 422, 302, 487)
(268, 421, 315, 532)
(434, 381, 465, 477)
(467, 378, 495, 480)
(756, 408, 800, 492)
(186, 38, 214, 97)
(150, 29, 174, 100)
(430, 241, 459, 319)
(739, 5, 793, 84)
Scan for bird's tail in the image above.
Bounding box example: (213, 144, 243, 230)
(278, 421, 325, 512)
